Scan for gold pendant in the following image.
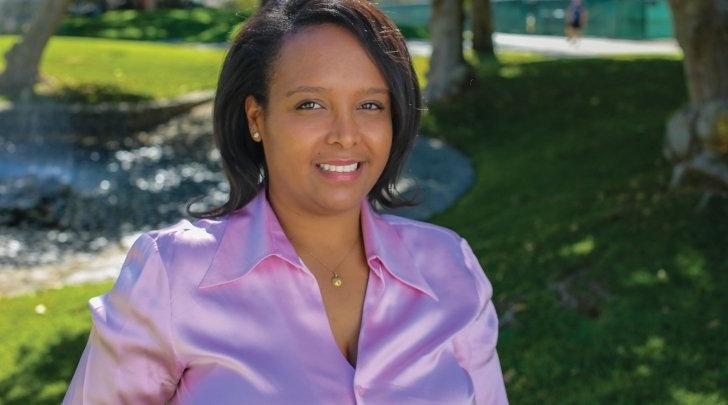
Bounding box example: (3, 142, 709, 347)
(331, 273, 343, 287)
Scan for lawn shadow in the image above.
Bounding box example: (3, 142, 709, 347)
(0, 331, 87, 404)
(424, 55, 727, 402)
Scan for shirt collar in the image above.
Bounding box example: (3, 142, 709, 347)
(199, 187, 438, 301)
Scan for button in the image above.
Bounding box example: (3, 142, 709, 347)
(355, 384, 366, 396)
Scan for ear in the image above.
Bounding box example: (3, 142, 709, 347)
(244, 95, 265, 137)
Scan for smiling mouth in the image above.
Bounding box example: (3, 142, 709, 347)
(316, 162, 361, 173)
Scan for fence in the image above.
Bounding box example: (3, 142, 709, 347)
(379, 0, 674, 40)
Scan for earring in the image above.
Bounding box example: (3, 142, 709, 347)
(251, 129, 261, 142)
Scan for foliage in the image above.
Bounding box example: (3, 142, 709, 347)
(56, 8, 428, 43)
(397, 24, 430, 40)
(0, 36, 224, 102)
(57, 8, 250, 43)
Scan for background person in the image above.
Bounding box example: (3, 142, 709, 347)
(565, 0, 588, 44)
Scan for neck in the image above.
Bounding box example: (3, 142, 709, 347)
(266, 188, 363, 253)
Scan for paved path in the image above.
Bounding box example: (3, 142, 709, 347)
(407, 33, 681, 57)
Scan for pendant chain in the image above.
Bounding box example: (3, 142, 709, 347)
(294, 236, 360, 288)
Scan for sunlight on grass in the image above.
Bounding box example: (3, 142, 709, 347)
(671, 388, 725, 405)
(0, 35, 224, 101)
(498, 65, 524, 78)
(626, 268, 670, 287)
(633, 335, 666, 360)
(674, 248, 708, 281)
(558, 236, 595, 258)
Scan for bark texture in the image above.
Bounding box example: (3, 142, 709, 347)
(665, 0, 728, 191)
(425, 0, 471, 103)
(0, 0, 71, 96)
(471, 0, 495, 55)
(669, 0, 728, 107)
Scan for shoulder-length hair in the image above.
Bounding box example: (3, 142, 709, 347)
(187, 0, 422, 219)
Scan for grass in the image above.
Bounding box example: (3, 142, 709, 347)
(1, 48, 726, 403)
(0, 283, 111, 403)
(0, 35, 428, 103)
(423, 53, 727, 403)
(0, 35, 225, 102)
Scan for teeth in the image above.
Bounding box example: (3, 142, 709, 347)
(319, 163, 359, 173)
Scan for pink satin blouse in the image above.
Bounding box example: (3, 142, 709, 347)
(63, 188, 508, 404)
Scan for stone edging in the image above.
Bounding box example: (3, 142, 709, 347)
(0, 89, 215, 137)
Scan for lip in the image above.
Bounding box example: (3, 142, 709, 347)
(316, 159, 361, 165)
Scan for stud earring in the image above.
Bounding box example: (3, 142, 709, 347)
(251, 129, 261, 142)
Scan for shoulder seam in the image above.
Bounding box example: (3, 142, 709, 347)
(144, 232, 185, 381)
(386, 217, 461, 241)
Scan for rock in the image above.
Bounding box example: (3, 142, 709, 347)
(695, 99, 728, 153)
(0, 174, 73, 227)
(670, 150, 728, 191)
(664, 106, 695, 161)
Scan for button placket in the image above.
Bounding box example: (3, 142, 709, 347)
(352, 261, 384, 401)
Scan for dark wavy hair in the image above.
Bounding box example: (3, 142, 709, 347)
(187, 0, 422, 219)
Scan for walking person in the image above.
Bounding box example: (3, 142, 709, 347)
(565, 0, 588, 45)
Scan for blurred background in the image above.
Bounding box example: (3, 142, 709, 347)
(0, 0, 726, 403)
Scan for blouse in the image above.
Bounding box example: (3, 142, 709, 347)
(63, 187, 508, 404)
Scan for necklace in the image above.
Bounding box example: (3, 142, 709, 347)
(294, 236, 360, 288)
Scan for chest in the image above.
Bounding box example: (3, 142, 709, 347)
(172, 258, 478, 403)
(310, 258, 371, 368)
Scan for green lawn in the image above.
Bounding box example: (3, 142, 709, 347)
(1, 49, 726, 403)
(0, 35, 225, 102)
(0, 35, 428, 103)
(0, 283, 111, 402)
(424, 54, 727, 403)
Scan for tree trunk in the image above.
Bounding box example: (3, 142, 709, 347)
(664, 0, 728, 191)
(471, 0, 495, 55)
(0, 0, 71, 97)
(669, 0, 728, 108)
(142, 0, 158, 10)
(426, 0, 471, 103)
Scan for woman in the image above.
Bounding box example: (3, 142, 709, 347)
(64, 0, 508, 403)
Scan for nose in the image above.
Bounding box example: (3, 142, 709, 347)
(326, 109, 360, 148)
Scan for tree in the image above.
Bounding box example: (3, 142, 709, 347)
(664, 0, 728, 190)
(425, 0, 471, 103)
(0, 0, 72, 97)
(471, 0, 495, 55)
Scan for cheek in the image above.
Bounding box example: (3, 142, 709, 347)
(371, 123, 393, 158)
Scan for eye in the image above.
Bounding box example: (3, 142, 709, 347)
(297, 101, 323, 110)
(360, 102, 384, 110)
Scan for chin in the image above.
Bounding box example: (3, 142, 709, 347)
(313, 189, 368, 214)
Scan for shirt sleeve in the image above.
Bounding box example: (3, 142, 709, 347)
(63, 233, 182, 404)
(452, 238, 509, 405)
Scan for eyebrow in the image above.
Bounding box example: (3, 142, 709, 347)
(285, 86, 389, 97)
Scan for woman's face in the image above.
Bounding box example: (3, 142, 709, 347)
(245, 23, 393, 217)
